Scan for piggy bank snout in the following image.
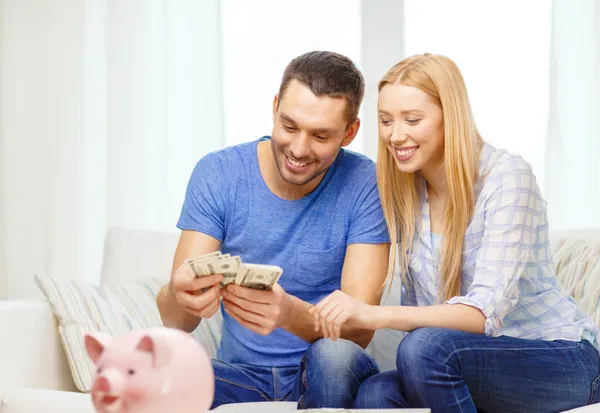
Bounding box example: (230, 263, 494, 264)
(94, 368, 124, 396)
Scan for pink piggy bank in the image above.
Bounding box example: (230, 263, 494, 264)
(84, 327, 214, 413)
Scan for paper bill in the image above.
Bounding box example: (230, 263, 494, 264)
(187, 253, 240, 286)
(207, 256, 241, 286)
(235, 263, 283, 290)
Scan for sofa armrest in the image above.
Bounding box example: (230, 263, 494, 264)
(0, 300, 76, 392)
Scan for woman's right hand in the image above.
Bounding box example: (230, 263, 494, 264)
(309, 290, 378, 340)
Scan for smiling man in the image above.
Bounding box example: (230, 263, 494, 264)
(156, 51, 390, 409)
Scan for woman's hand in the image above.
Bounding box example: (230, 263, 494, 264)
(309, 290, 377, 340)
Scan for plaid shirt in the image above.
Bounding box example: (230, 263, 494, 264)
(402, 143, 600, 349)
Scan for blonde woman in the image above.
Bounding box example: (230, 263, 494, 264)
(309, 53, 600, 412)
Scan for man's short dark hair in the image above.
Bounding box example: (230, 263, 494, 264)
(278, 51, 365, 127)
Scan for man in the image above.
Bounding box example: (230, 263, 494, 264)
(157, 50, 390, 409)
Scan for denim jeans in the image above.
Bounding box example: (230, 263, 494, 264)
(354, 327, 600, 413)
(211, 338, 379, 409)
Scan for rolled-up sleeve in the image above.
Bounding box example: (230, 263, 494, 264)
(446, 158, 545, 336)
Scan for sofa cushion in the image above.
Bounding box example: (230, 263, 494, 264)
(33, 274, 221, 393)
(0, 388, 93, 413)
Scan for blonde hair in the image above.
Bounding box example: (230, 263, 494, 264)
(377, 53, 484, 302)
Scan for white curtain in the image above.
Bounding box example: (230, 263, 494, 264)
(0, 0, 224, 299)
(545, 0, 600, 231)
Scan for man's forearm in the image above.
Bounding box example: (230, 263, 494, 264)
(281, 294, 375, 348)
(156, 285, 201, 333)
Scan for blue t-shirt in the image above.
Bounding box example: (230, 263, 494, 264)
(177, 137, 389, 367)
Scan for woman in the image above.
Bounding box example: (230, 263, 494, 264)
(309, 53, 600, 413)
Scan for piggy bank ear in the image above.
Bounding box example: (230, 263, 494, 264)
(135, 334, 172, 369)
(84, 331, 113, 364)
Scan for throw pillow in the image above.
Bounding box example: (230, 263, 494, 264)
(553, 237, 600, 327)
(33, 274, 221, 392)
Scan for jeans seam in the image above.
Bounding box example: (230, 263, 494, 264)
(273, 367, 279, 401)
(441, 341, 582, 366)
(445, 357, 467, 413)
(297, 355, 308, 409)
(215, 376, 268, 399)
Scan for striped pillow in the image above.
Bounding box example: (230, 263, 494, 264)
(553, 238, 600, 327)
(33, 274, 221, 392)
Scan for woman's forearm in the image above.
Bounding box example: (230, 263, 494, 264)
(372, 303, 486, 334)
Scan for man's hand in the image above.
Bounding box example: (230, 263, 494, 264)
(220, 283, 292, 336)
(169, 262, 224, 319)
(309, 290, 377, 341)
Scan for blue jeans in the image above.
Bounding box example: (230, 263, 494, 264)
(354, 327, 600, 413)
(211, 338, 379, 409)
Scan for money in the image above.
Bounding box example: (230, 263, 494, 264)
(234, 263, 283, 290)
(185, 251, 283, 290)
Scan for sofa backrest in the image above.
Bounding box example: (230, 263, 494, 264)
(100, 227, 180, 284)
(99, 226, 600, 371)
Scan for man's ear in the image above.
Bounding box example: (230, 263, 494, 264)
(272, 94, 279, 123)
(341, 118, 361, 147)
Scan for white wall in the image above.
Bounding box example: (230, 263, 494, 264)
(220, 0, 363, 152)
(220, 0, 406, 160)
(0, 0, 5, 298)
(545, 0, 600, 231)
(403, 0, 552, 189)
(360, 0, 405, 160)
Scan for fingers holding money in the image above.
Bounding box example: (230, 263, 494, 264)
(221, 283, 291, 336)
(174, 273, 224, 293)
(221, 287, 270, 313)
(221, 287, 276, 335)
(170, 265, 224, 319)
(222, 299, 273, 335)
(176, 283, 222, 319)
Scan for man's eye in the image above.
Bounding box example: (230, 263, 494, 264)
(314, 135, 327, 141)
(283, 125, 297, 132)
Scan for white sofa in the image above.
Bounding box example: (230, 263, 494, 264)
(1, 227, 600, 413)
